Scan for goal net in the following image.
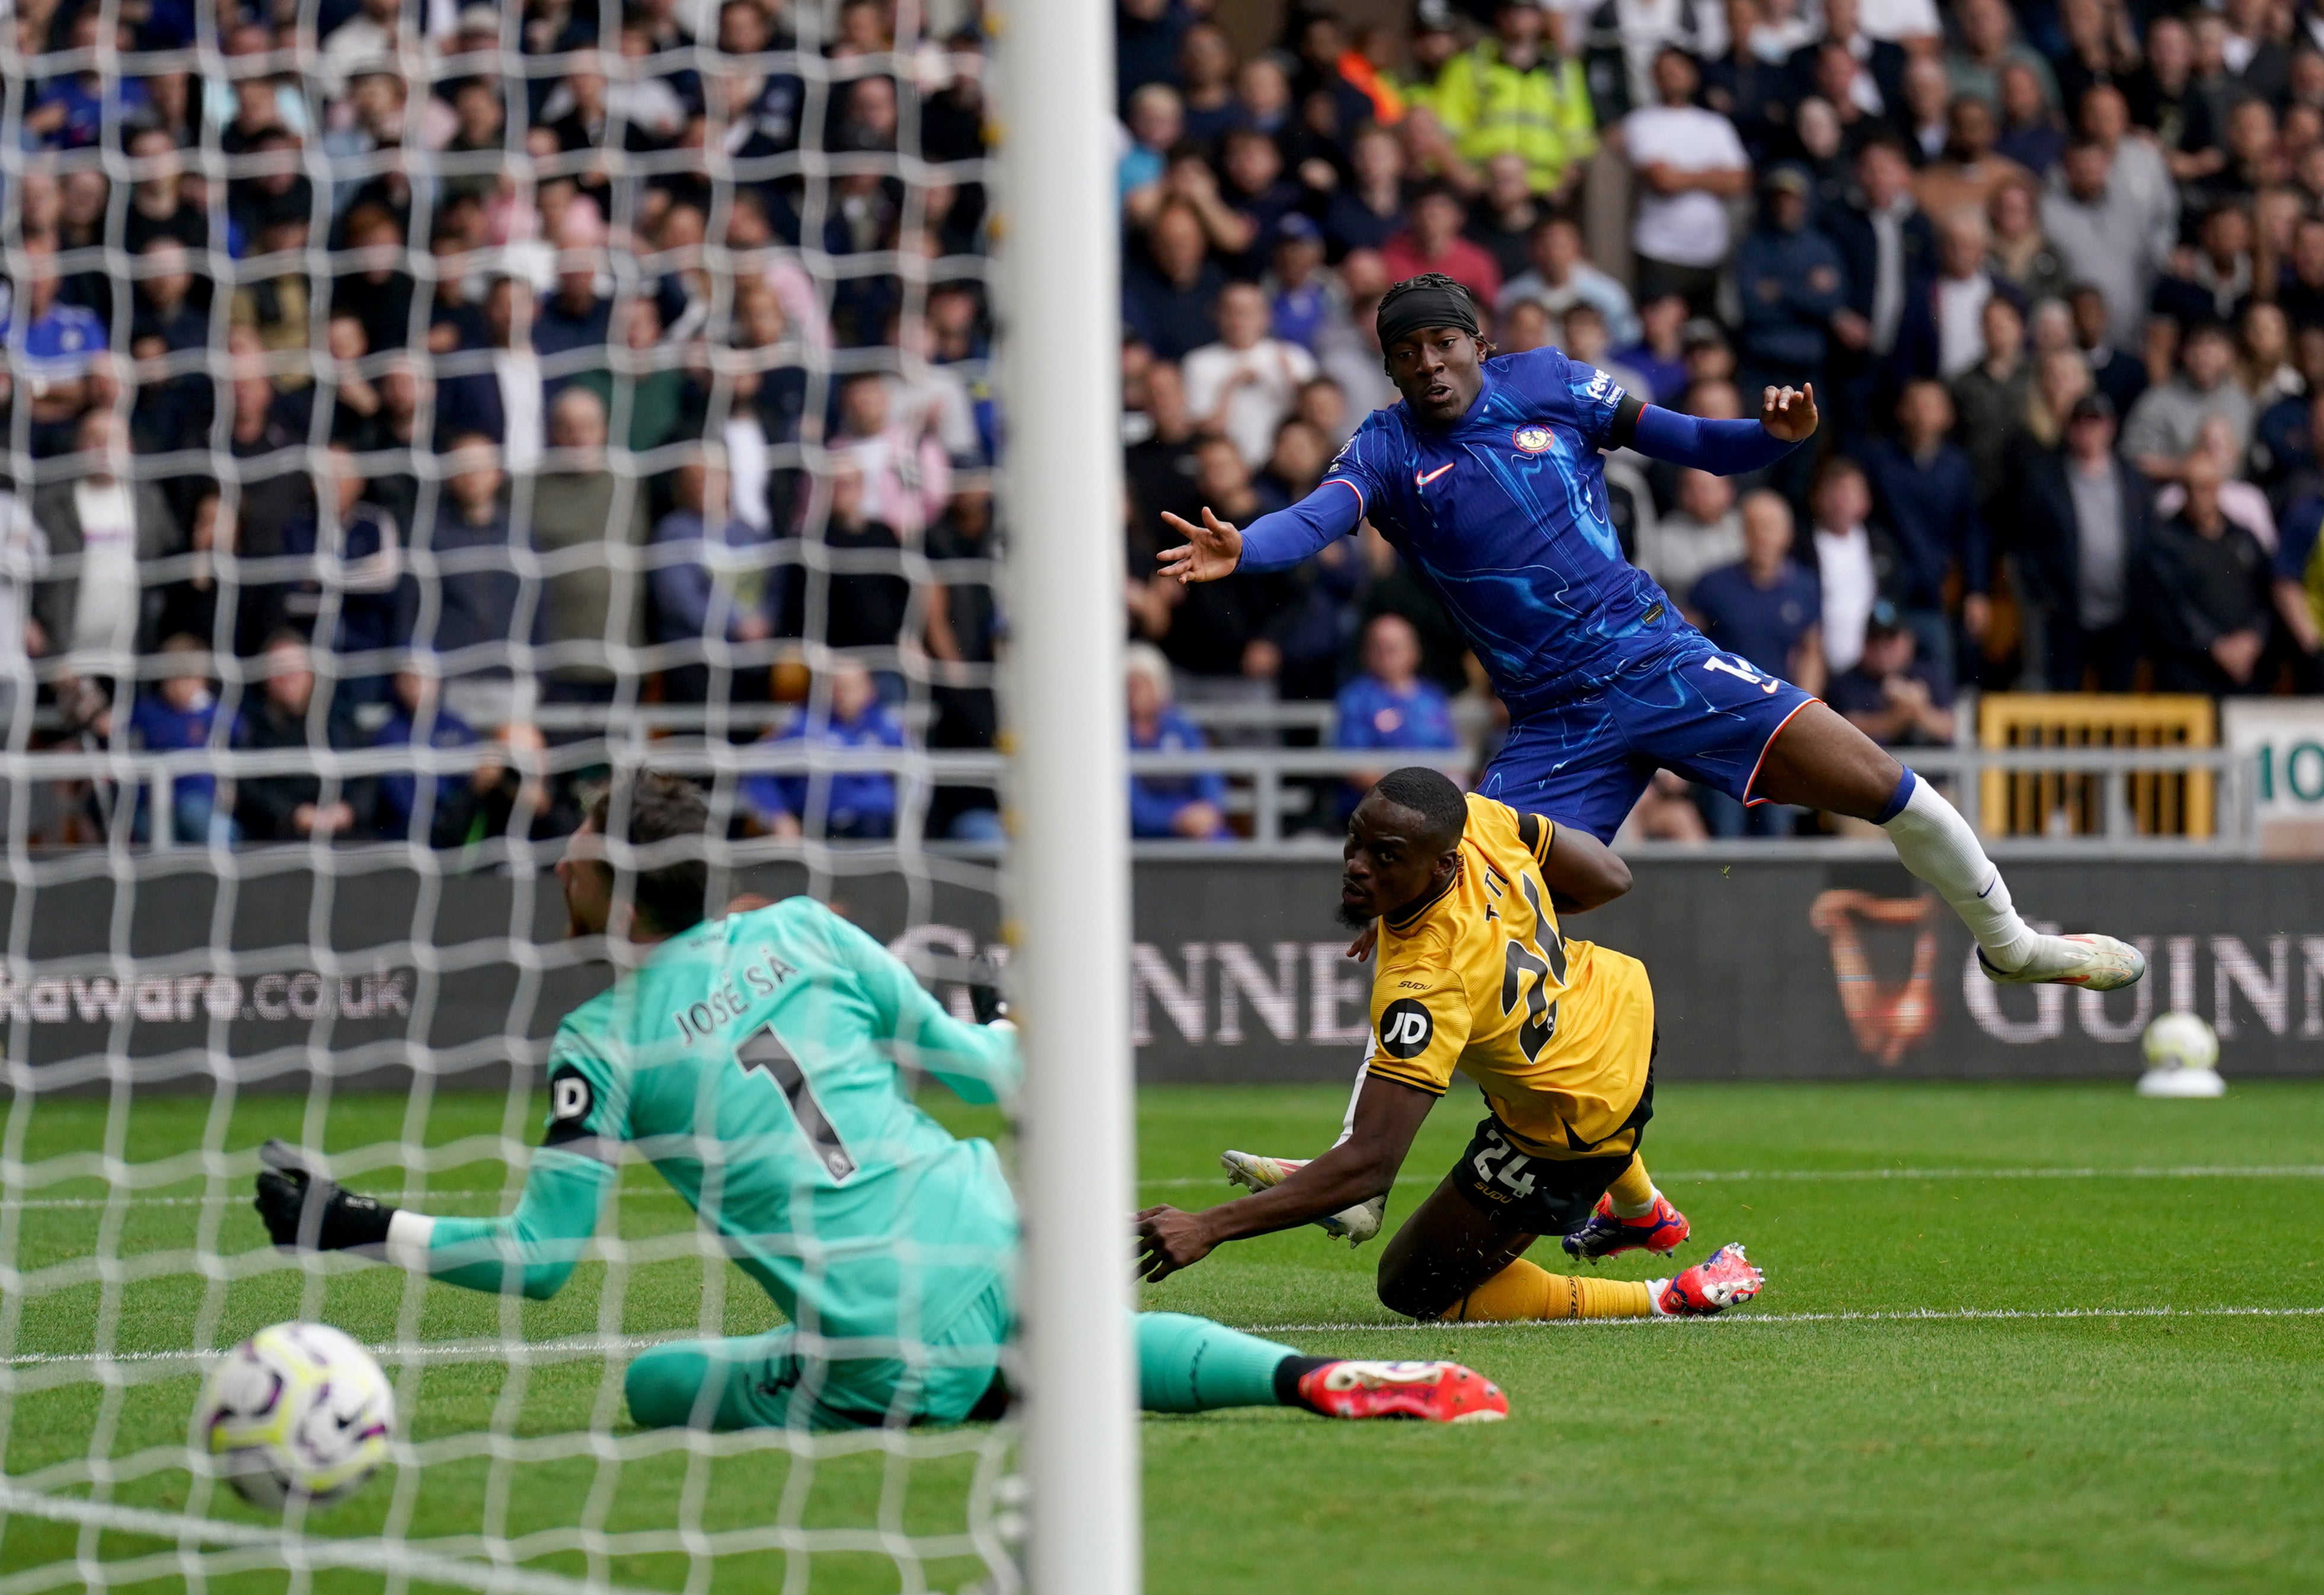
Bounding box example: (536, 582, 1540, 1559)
(0, 0, 1119, 1585)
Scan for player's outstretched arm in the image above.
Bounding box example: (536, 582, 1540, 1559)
(1157, 477, 1363, 583)
(254, 1138, 614, 1301)
(818, 904, 1022, 1103)
(1135, 1074, 1435, 1281)
(1538, 819, 1632, 913)
(1623, 383, 1817, 476)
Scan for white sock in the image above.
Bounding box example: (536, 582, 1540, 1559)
(1609, 1184, 1657, 1220)
(1881, 776, 2037, 970)
(1648, 1280, 1673, 1318)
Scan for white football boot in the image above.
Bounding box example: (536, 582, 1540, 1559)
(1976, 933, 2146, 992)
(1219, 1150, 1386, 1246)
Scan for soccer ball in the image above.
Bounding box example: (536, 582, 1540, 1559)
(196, 1322, 392, 1508)
(2141, 1011, 2220, 1074)
(2138, 1012, 2224, 1098)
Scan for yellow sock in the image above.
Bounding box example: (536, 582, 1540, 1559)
(1445, 1258, 1655, 1321)
(1605, 1155, 1657, 1218)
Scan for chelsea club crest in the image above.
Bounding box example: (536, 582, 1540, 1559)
(1511, 425, 1553, 454)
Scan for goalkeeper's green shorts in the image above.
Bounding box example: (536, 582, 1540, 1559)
(624, 1274, 1011, 1433)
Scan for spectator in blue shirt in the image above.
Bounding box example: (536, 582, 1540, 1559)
(26, 12, 148, 149)
(532, 208, 613, 400)
(1691, 491, 1827, 693)
(1687, 492, 1826, 837)
(740, 662, 907, 840)
(649, 455, 779, 704)
(1827, 602, 1957, 748)
(2274, 486, 2324, 693)
(1335, 613, 1458, 816)
(1860, 378, 1988, 686)
(281, 445, 405, 699)
(1124, 203, 1230, 362)
(127, 636, 234, 846)
(1120, 84, 1182, 220)
(1734, 165, 1848, 398)
(1126, 642, 1229, 840)
(371, 663, 576, 847)
(1611, 292, 1690, 405)
(5, 235, 106, 455)
(372, 663, 483, 848)
(1267, 215, 1333, 352)
(407, 435, 536, 729)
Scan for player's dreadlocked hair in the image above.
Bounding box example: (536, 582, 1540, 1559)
(1369, 767, 1470, 853)
(1375, 272, 1493, 375)
(589, 771, 712, 935)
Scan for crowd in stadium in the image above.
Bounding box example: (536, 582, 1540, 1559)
(1116, 0, 2324, 841)
(4, 0, 2323, 846)
(2, 0, 1005, 846)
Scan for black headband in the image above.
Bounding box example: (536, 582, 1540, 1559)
(1375, 283, 1480, 353)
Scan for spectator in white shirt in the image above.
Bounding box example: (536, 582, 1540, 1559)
(835, 375, 952, 538)
(31, 409, 177, 684)
(884, 311, 984, 464)
(1809, 455, 1884, 673)
(1612, 0, 1731, 111)
(1182, 282, 1320, 472)
(1931, 212, 2004, 380)
(0, 489, 41, 732)
(319, 0, 404, 98)
(1621, 49, 1752, 315)
(1856, 0, 1942, 48)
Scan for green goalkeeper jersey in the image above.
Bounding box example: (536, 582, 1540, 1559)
(420, 898, 1023, 1348)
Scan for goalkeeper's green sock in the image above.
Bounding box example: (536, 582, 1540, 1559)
(1135, 1312, 1327, 1412)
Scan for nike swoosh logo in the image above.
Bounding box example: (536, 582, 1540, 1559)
(1415, 463, 1454, 489)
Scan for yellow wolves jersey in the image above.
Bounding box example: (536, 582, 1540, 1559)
(1364, 793, 1655, 1159)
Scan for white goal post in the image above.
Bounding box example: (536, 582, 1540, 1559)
(994, 1, 1142, 1592)
(0, 0, 1141, 1583)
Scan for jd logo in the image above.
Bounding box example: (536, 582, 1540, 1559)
(1378, 999, 1435, 1059)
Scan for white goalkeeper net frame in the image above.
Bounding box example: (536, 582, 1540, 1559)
(0, 0, 1134, 1587)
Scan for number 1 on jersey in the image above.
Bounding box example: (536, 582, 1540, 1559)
(739, 1026, 858, 1181)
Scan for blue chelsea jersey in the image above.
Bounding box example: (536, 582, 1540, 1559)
(1320, 346, 1687, 717)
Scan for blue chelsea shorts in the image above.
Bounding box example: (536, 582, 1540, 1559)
(1476, 637, 1818, 843)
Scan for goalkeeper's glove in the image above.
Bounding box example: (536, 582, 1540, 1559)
(253, 1139, 397, 1252)
(966, 957, 1010, 1026)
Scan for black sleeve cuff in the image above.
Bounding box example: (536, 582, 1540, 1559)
(1608, 393, 1646, 450)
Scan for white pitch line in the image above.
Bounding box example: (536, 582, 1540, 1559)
(14, 1305, 2315, 1369)
(1244, 1304, 2324, 1331)
(1137, 1165, 2324, 1189)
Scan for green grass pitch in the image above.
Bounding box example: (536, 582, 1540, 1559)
(0, 1079, 2319, 1593)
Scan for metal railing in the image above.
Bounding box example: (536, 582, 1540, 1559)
(1894, 744, 2256, 848)
(0, 738, 2262, 854)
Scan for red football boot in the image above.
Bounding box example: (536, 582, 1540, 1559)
(1560, 1189, 1691, 1264)
(1295, 1361, 1509, 1424)
(1653, 1243, 1766, 1316)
